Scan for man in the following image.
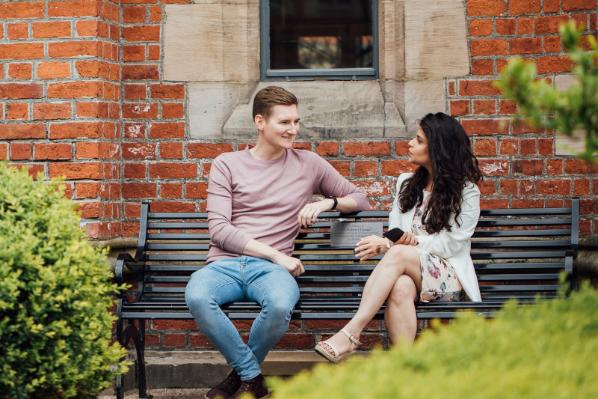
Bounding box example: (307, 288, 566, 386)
(185, 86, 371, 398)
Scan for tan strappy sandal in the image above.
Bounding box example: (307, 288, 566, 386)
(314, 328, 361, 363)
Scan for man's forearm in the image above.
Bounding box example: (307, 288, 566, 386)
(242, 239, 284, 263)
(334, 196, 359, 213)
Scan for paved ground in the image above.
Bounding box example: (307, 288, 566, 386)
(99, 388, 209, 398)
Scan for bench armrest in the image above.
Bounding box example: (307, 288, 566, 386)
(115, 253, 146, 301)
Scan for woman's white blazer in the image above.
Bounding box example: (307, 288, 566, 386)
(388, 173, 482, 302)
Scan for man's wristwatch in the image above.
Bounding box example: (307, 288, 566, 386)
(327, 196, 338, 210)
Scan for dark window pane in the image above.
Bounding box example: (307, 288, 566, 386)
(270, 0, 373, 70)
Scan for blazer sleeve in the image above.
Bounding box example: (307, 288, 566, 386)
(388, 173, 412, 229)
(415, 183, 480, 259)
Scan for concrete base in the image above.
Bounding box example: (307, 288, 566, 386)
(110, 350, 335, 393)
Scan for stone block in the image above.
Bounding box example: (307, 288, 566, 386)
(404, 0, 469, 79)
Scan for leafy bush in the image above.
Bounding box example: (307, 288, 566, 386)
(0, 164, 127, 399)
(269, 286, 598, 398)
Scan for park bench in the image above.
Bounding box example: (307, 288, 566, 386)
(114, 198, 580, 399)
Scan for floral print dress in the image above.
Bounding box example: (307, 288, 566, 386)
(412, 191, 463, 302)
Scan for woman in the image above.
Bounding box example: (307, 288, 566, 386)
(315, 112, 483, 362)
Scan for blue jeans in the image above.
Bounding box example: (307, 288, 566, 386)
(185, 256, 300, 380)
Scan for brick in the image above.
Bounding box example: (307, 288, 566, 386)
(49, 41, 99, 58)
(124, 163, 146, 178)
(76, 20, 99, 37)
(76, 60, 110, 79)
(7, 63, 32, 80)
(448, 81, 456, 96)
(496, 18, 516, 35)
(34, 143, 72, 160)
(537, 179, 571, 195)
(293, 142, 311, 151)
(459, 80, 500, 96)
(471, 39, 508, 56)
(353, 160, 378, 177)
(0, 43, 43, 60)
(7, 103, 28, 120)
(472, 100, 496, 115)
(538, 138, 554, 156)
(75, 182, 100, 199)
(186, 182, 208, 199)
(48, 162, 102, 179)
(75, 142, 112, 159)
(151, 320, 196, 331)
(543, 36, 562, 53)
(468, 0, 507, 16)
(149, 122, 185, 139)
(159, 183, 182, 198)
(547, 159, 563, 175)
(122, 65, 159, 80)
(275, 334, 314, 350)
(160, 143, 183, 159)
(565, 159, 598, 174)
(0, 83, 42, 100)
(77, 102, 108, 118)
(124, 84, 147, 100)
(48, 82, 101, 98)
(509, 0, 541, 15)
(122, 103, 158, 119)
(49, 122, 102, 139)
(10, 143, 32, 160)
(478, 179, 496, 195)
(78, 202, 101, 218)
(517, 18, 535, 35)
(315, 142, 339, 156)
(461, 119, 509, 135)
(124, 123, 146, 139)
(0, 2, 44, 19)
(573, 179, 591, 195)
(33, 103, 71, 120)
(162, 103, 184, 119)
(151, 84, 185, 99)
(122, 143, 157, 160)
(8, 23, 28, 39)
(37, 62, 71, 80)
(122, 183, 157, 199)
(513, 160, 544, 175)
(480, 198, 509, 208)
(499, 100, 517, 115)
(536, 56, 574, 74)
(544, 0, 561, 12)
(474, 138, 498, 156)
(148, 45, 160, 60)
(469, 19, 493, 36)
(150, 163, 197, 179)
(32, 22, 71, 38)
(354, 179, 392, 196)
(0, 144, 7, 160)
(124, 6, 146, 23)
(535, 16, 570, 34)
(520, 139, 537, 155)
(343, 142, 390, 157)
(381, 160, 415, 176)
(149, 5, 162, 22)
(0, 123, 45, 140)
(471, 59, 494, 76)
(149, 201, 196, 213)
(329, 160, 350, 176)
(478, 159, 509, 176)
(499, 179, 517, 195)
(563, 0, 597, 11)
(123, 45, 145, 62)
(48, 0, 99, 17)
(450, 100, 470, 116)
(123, 26, 160, 42)
(186, 143, 234, 159)
(509, 38, 543, 55)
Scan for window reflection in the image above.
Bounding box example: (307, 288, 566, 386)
(270, 0, 374, 70)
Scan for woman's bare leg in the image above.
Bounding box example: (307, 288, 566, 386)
(384, 275, 418, 345)
(317, 245, 422, 356)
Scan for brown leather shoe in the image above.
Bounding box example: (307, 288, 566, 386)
(204, 370, 241, 399)
(231, 374, 269, 399)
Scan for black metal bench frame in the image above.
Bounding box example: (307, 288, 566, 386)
(114, 198, 580, 399)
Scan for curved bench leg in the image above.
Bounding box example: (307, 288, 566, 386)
(115, 319, 125, 399)
(117, 320, 152, 399)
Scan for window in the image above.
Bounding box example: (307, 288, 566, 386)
(260, 0, 378, 80)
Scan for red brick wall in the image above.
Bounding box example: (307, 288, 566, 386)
(1, 0, 597, 350)
(1, 0, 122, 239)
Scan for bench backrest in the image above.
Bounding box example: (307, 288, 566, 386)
(131, 199, 579, 306)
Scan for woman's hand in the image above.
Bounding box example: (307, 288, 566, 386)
(298, 199, 334, 228)
(396, 231, 418, 246)
(354, 235, 392, 261)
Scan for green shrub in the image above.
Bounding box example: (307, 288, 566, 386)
(269, 286, 598, 398)
(0, 164, 127, 399)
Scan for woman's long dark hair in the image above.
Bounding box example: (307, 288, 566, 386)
(399, 112, 482, 234)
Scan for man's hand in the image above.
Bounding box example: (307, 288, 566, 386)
(297, 199, 334, 228)
(272, 253, 305, 277)
(354, 235, 391, 261)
